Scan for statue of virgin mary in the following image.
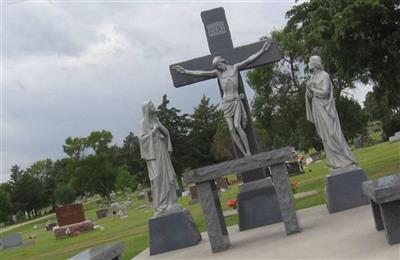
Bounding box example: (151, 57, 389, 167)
(139, 100, 181, 217)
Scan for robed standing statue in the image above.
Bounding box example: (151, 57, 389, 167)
(139, 101, 181, 217)
(305, 55, 357, 173)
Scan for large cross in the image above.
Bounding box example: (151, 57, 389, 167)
(169, 7, 282, 183)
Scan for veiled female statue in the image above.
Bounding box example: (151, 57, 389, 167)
(139, 101, 181, 217)
(305, 56, 357, 172)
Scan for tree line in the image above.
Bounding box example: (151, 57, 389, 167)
(1, 0, 398, 224)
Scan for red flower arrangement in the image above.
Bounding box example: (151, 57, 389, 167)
(227, 199, 238, 209)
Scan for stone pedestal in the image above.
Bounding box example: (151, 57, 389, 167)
(237, 178, 282, 231)
(148, 208, 201, 255)
(196, 180, 230, 253)
(325, 168, 369, 213)
(363, 174, 400, 245)
(53, 220, 94, 239)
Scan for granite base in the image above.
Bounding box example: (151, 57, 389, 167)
(237, 178, 282, 231)
(326, 168, 368, 213)
(148, 208, 201, 255)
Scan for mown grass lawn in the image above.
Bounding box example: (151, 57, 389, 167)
(1, 141, 399, 260)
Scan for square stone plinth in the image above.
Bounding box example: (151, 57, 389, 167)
(363, 174, 400, 245)
(326, 168, 369, 213)
(148, 208, 201, 255)
(237, 178, 282, 231)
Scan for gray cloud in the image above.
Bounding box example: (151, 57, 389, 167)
(2, 1, 313, 182)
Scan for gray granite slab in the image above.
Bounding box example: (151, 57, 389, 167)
(196, 180, 230, 253)
(184, 147, 294, 183)
(238, 177, 282, 231)
(0, 233, 23, 250)
(380, 201, 400, 245)
(362, 174, 400, 204)
(149, 208, 201, 255)
(270, 163, 301, 235)
(68, 241, 123, 260)
(326, 168, 369, 213)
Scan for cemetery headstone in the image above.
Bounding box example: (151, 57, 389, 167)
(389, 131, 400, 143)
(46, 222, 57, 231)
(68, 241, 123, 260)
(0, 233, 23, 250)
(215, 177, 228, 190)
(54, 203, 93, 239)
(147, 190, 153, 203)
(286, 160, 304, 177)
(96, 209, 108, 219)
(56, 204, 85, 226)
(189, 185, 199, 205)
(137, 192, 145, 200)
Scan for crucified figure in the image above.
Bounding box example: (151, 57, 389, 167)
(173, 39, 272, 156)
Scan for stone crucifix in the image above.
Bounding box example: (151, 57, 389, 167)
(169, 7, 282, 182)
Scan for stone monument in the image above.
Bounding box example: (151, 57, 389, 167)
(362, 174, 400, 245)
(139, 100, 201, 255)
(0, 233, 23, 250)
(68, 241, 124, 260)
(305, 55, 368, 213)
(170, 6, 283, 231)
(53, 203, 94, 239)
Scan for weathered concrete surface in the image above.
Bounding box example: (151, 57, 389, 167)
(133, 204, 400, 259)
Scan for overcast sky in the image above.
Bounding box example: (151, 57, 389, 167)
(1, 0, 371, 182)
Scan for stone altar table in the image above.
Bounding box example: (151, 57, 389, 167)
(362, 174, 400, 245)
(183, 146, 301, 253)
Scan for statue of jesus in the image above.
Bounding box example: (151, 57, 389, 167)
(173, 39, 272, 156)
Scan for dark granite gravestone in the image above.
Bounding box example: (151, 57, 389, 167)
(0, 233, 23, 250)
(55, 204, 86, 227)
(363, 174, 400, 245)
(189, 185, 198, 200)
(286, 161, 304, 177)
(188, 185, 199, 205)
(68, 241, 123, 260)
(149, 208, 202, 255)
(46, 222, 57, 231)
(137, 192, 145, 200)
(147, 190, 153, 203)
(238, 178, 282, 231)
(215, 177, 228, 189)
(170, 6, 283, 233)
(96, 209, 108, 219)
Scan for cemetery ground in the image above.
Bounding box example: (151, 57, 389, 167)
(1, 141, 399, 260)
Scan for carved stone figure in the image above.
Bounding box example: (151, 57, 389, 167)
(139, 101, 181, 217)
(305, 55, 357, 173)
(173, 40, 272, 157)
